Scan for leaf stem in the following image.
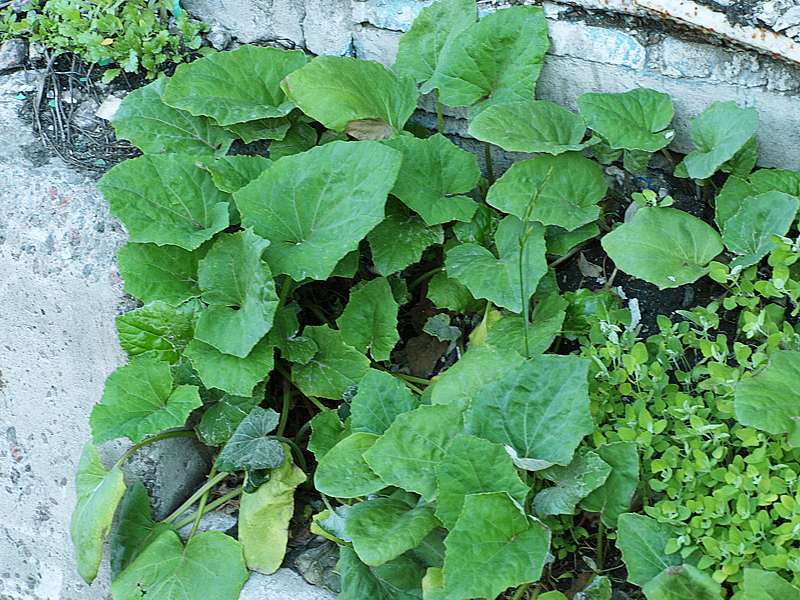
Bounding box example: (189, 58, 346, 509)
(114, 429, 196, 469)
(162, 470, 229, 524)
(484, 142, 495, 185)
(277, 380, 291, 438)
(597, 520, 606, 571)
(274, 434, 308, 472)
(435, 91, 444, 133)
(306, 395, 327, 411)
(188, 465, 216, 541)
(277, 276, 293, 310)
(408, 266, 442, 291)
(172, 487, 243, 531)
(511, 582, 532, 600)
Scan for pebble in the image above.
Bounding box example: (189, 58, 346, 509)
(0, 39, 28, 74)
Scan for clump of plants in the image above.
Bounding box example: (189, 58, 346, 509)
(69, 0, 800, 598)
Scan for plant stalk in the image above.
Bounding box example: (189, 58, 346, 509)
(275, 434, 308, 472)
(172, 487, 243, 531)
(114, 429, 196, 469)
(597, 520, 606, 571)
(188, 466, 217, 541)
(277, 380, 291, 438)
(435, 91, 444, 133)
(162, 471, 229, 524)
(484, 142, 495, 185)
(511, 582, 532, 600)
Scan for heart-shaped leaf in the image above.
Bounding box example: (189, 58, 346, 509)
(337, 278, 400, 361)
(642, 564, 723, 600)
(367, 200, 444, 276)
(184, 336, 274, 397)
(215, 407, 284, 472)
(315, 432, 386, 498)
(116, 301, 194, 364)
(426, 271, 481, 314)
(308, 410, 349, 461)
(616, 513, 681, 588)
(116, 242, 200, 306)
(291, 326, 370, 399)
(350, 369, 418, 436)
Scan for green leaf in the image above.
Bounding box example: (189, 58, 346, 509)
(194, 230, 279, 358)
(579, 442, 639, 527)
(111, 530, 248, 600)
(426, 272, 480, 313)
(394, 0, 476, 87)
(291, 326, 370, 399)
(225, 117, 291, 144)
(642, 564, 723, 600)
(110, 481, 171, 577)
(464, 354, 592, 469)
(70, 443, 127, 583)
(720, 191, 799, 268)
(267, 304, 319, 365)
(239, 451, 306, 573)
(98, 154, 230, 250)
(351, 369, 418, 435)
(196, 391, 261, 447)
(268, 121, 318, 159)
(112, 78, 234, 155)
(383, 134, 481, 225)
(734, 351, 800, 445)
(315, 432, 386, 498)
(346, 498, 439, 566)
(282, 56, 418, 139)
(623, 149, 653, 174)
(425, 6, 549, 115)
(197, 155, 272, 193)
(364, 404, 464, 500)
(486, 153, 607, 231)
(368, 200, 444, 276)
(484, 293, 567, 356)
(117, 242, 200, 306)
(90, 358, 201, 444)
(423, 314, 461, 342)
(163, 45, 307, 125)
(446, 215, 547, 313)
(722, 135, 758, 178)
(616, 513, 681, 587)
(215, 407, 285, 472)
(577, 88, 674, 152)
(422, 567, 446, 600)
(539, 593, 569, 600)
(676, 101, 759, 180)
(750, 168, 800, 196)
(601, 207, 723, 289)
(577, 576, 613, 600)
(469, 100, 590, 154)
(235, 141, 401, 281)
(742, 568, 800, 600)
(116, 301, 194, 364)
(337, 546, 425, 600)
(185, 336, 274, 397)
(308, 410, 348, 461)
(442, 492, 550, 599)
(714, 175, 755, 231)
(534, 451, 611, 517)
(337, 278, 401, 361)
(435, 434, 529, 529)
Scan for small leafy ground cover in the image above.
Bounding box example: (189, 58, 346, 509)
(69, 1, 800, 599)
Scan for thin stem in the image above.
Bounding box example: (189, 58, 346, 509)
(484, 142, 495, 185)
(189, 466, 217, 541)
(306, 395, 327, 411)
(547, 243, 586, 269)
(173, 487, 242, 530)
(277, 276, 293, 310)
(519, 235, 530, 358)
(511, 582, 532, 600)
(277, 380, 291, 438)
(392, 372, 431, 386)
(435, 91, 444, 133)
(275, 435, 308, 472)
(597, 520, 606, 571)
(162, 471, 229, 524)
(114, 430, 196, 469)
(408, 267, 442, 291)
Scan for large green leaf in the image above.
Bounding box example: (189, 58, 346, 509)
(90, 357, 201, 444)
(116, 301, 194, 364)
(720, 191, 799, 268)
(426, 272, 480, 314)
(291, 326, 370, 399)
(282, 56, 418, 139)
(368, 200, 444, 276)
(601, 207, 723, 289)
(314, 432, 386, 498)
(185, 337, 274, 397)
(351, 369, 418, 435)
(111, 530, 248, 600)
(337, 278, 400, 361)
(464, 354, 592, 469)
(215, 407, 285, 472)
(110, 481, 171, 577)
(70, 443, 127, 583)
(383, 134, 481, 225)
(446, 215, 547, 313)
(196, 391, 261, 447)
(534, 451, 611, 517)
(751, 168, 800, 196)
(337, 546, 426, 600)
(98, 154, 230, 250)
(163, 45, 307, 125)
(239, 451, 306, 573)
(579, 442, 639, 527)
(116, 242, 200, 306)
(422, 567, 446, 600)
(616, 513, 681, 587)
(365, 404, 464, 500)
(268, 120, 318, 159)
(469, 100, 590, 154)
(486, 153, 607, 231)
(225, 117, 291, 144)
(483, 293, 567, 357)
(642, 564, 723, 600)
(394, 0, 476, 87)
(442, 492, 550, 599)
(346, 498, 439, 566)
(235, 141, 401, 281)
(676, 101, 759, 180)
(425, 6, 549, 115)
(194, 230, 278, 358)
(308, 410, 349, 461)
(714, 175, 756, 231)
(435, 434, 529, 529)
(742, 568, 800, 599)
(576, 88, 674, 152)
(734, 351, 800, 445)
(112, 78, 233, 155)
(197, 155, 272, 194)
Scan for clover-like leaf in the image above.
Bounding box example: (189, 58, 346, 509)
(446, 215, 547, 313)
(742, 568, 800, 599)
(315, 433, 386, 498)
(616, 513, 682, 588)
(469, 100, 590, 154)
(282, 56, 418, 139)
(676, 101, 759, 180)
(601, 207, 722, 289)
(337, 278, 400, 361)
(112, 78, 234, 155)
(185, 336, 274, 397)
(110, 481, 171, 577)
(70, 443, 127, 583)
(111, 530, 249, 600)
(163, 45, 307, 125)
(197, 155, 272, 194)
(486, 153, 607, 232)
(337, 546, 426, 600)
(383, 133, 481, 225)
(98, 154, 230, 250)
(642, 564, 723, 600)
(443, 492, 550, 599)
(116, 301, 194, 364)
(235, 141, 401, 281)
(465, 354, 592, 468)
(351, 369, 418, 436)
(534, 451, 611, 518)
(291, 326, 370, 399)
(194, 230, 278, 358)
(367, 200, 444, 276)
(577, 88, 674, 152)
(364, 404, 464, 500)
(215, 407, 284, 472)
(116, 242, 201, 306)
(196, 390, 261, 447)
(90, 358, 201, 444)
(579, 442, 639, 527)
(239, 450, 306, 574)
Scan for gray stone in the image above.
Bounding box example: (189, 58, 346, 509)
(183, 0, 305, 45)
(241, 569, 336, 600)
(352, 23, 401, 63)
(206, 21, 233, 50)
(774, 5, 800, 30)
(176, 509, 237, 540)
(71, 99, 101, 131)
(304, 0, 353, 55)
(0, 39, 27, 74)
